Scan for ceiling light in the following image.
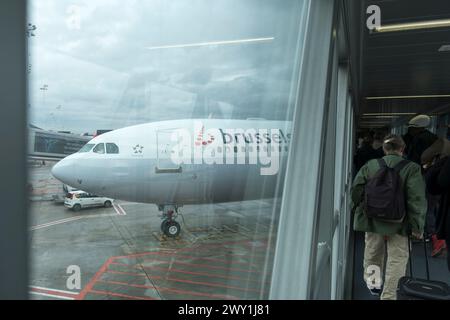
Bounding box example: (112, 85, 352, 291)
(439, 45, 450, 52)
(146, 37, 274, 50)
(374, 18, 450, 33)
(363, 113, 417, 116)
(361, 115, 401, 119)
(366, 94, 450, 100)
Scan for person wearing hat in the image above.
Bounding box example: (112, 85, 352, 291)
(406, 115, 447, 257)
(405, 115, 438, 165)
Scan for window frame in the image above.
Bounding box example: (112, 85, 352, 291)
(0, 0, 28, 299)
(269, 0, 338, 299)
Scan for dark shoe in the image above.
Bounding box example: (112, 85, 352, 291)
(369, 288, 381, 296)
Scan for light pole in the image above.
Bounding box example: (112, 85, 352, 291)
(40, 84, 48, 106)
(27, 24, 36, 74)
(27, 23, 36, 37)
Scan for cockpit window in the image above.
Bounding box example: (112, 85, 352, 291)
(78, 143, 95, 153)
(93, 143, 105, 154)
(106, 143, 119, 154)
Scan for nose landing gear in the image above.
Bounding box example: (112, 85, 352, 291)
(159, 205, 181, 238)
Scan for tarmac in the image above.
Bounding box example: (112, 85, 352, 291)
(28, 161, 279, 300)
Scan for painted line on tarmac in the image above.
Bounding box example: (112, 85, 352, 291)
(30, 213, 118, 231)
(30, 216, 85, 230)
(29, 286, 79, 300)
(113, 203, 127, 216)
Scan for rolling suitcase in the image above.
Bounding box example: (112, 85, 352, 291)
(397, 236, 450, 300)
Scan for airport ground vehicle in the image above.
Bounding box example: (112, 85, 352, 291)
(64, 191, 113, 211)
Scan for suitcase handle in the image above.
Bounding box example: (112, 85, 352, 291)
(408, 235, 431, 281)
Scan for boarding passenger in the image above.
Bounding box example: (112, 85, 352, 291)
(354, 132, 384, 172)
(405, 115, 445, 256)
(423, 137, 450, 258)
(426, 156, 450, 270)
(405, 115, 438, 165)
(351, 135, 427, 300)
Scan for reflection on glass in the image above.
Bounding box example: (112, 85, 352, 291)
(78, 143, 95, 153)
(28, 0, 307, 300)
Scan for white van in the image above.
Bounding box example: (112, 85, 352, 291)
(64, 191, 114, 211)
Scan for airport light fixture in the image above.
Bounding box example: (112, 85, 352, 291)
(374, 18, 450, 33)
(361, 115, 402, 119)
(27, 23, 37, 37)
(363, 113, 417, 116)
(366, 94, 450, 100)
(359, 121, 392, 125)
(40, 85, 48, 105)
(439, 45, 450, 52)
(146, 37, 274, 50)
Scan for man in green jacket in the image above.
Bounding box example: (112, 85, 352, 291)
(351, 134, 427, 300)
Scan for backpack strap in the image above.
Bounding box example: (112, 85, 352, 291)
(393, 159, 410, 173)
(377, 158, 387, 169)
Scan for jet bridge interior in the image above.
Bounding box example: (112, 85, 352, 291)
(272, 0, 450, 300)
(350, 0, 450, 299)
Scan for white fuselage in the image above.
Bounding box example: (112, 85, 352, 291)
(51, 119, 292, 205)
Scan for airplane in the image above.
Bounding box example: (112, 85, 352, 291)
(51, 119, 292, 237)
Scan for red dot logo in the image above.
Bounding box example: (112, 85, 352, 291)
(195, 126, 215, 146)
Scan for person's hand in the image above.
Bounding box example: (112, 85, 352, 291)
(411, 231, 423, 240)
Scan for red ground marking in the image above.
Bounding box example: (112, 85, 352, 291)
(77, 240, 270, 300)
(88, 289, 158, 300)
(107, 263, 261, 293)
(141, 256, 261, 273)
(165, 276, 262, 293)
(76, 257, 114, 300)
(140, 251, 264, 267)
(97, 280, 239, 300)
(106, 270, 157, 278)
(112, 238, 271, 260)
(110, 261, 264, 284)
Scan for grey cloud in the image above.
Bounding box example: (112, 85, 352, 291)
(29, 0, 304, 133)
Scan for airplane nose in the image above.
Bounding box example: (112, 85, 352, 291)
(51, 158, 76, 185)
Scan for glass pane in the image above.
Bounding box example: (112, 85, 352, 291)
(79, 143, 95, 153)
(93, 143, 105, 154)
(28, 0, 308, 300)
(106, 143, 119, 154)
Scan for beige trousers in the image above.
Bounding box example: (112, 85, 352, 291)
(363, 232, 409, 300)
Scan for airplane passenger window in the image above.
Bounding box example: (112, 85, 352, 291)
(106, 143, 119, 154)
(93, 143, 105, 154)
(28, 0, 309, 301)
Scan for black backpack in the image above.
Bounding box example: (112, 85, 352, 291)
(364, 158, 410, 223)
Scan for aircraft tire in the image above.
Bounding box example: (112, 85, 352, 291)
(164, 221, 181, 238)
(161, 219, 169, 232)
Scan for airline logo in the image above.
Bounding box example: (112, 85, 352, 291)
(171, 121, 291, 176)
(133, 144, 144, 154)
(195, 126, 215, 146)
(219, 129, 291, 145)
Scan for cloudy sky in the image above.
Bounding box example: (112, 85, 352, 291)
(28, 0, 305, 134)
